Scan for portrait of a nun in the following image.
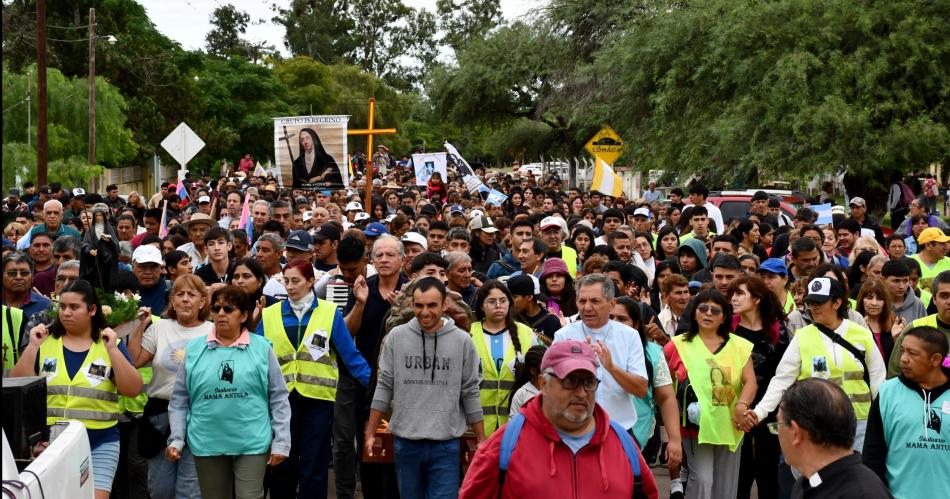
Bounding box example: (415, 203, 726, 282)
(292, 127, 342, 188)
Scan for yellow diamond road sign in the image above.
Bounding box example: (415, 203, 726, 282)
(585, 125, 625, 165)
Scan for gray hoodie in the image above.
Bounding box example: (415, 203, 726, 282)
(893, 290, 927, 323)
(371, 316, 482, 441)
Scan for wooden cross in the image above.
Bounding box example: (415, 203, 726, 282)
(347, 98, 397, 210)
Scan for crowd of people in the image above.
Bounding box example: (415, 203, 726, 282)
(2, 161, 950, 499)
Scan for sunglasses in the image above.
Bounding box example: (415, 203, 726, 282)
(697, 304, 723, 315)
(211, 304, 237, 314)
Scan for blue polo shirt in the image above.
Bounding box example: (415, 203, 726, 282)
(254, 299, 371, 386)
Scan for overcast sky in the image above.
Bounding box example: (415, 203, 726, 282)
(138, 0, 546, 56)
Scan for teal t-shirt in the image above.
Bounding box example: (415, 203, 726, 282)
(184, 335, 273, 457)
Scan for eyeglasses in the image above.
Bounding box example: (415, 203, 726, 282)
(211, 304, 237, 314)
(5, 270, 31, 277)
(767, 420, 788, 435)
(485, 298, 509, 308)
(697, 304, 723, 315)
(554, 375, 599, 392)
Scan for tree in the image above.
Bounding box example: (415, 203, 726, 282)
(436, 0, 502, 54)
(272, 0, 356, 65)
(274, 0, 437, 90)
(588, 0, 949, 206)
(205, 4, 251, 58)
(2, 64, 135, 186)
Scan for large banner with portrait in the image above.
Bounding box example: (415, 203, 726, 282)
(273, 116, 349, 190)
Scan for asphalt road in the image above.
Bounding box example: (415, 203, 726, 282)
(325, 463, 759, 498)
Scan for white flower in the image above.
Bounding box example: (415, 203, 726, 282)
(101, 305, 113, 316)
(115, 291, 125, 302)
(132, 293, 142, 302)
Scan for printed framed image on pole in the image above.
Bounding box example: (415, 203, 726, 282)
(273, 115, 349, 190)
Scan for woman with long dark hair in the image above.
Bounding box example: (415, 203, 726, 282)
(540, 258, 577, 317)
(727, 275, 789, 499)
(612, 297, 683, 473)
(12, 279, 143, 499)
(663, 289, 756, 499)
(292, 127, 342, 188)
(855, 278, 902, 362)
(654, 225, 680, 262)
(507, 344, 546, 416)
(471, 280, 538, 435)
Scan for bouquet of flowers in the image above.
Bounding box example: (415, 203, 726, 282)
(46, 290, 144, 336)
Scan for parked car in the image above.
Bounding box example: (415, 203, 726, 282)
(706, 194, 798, 225)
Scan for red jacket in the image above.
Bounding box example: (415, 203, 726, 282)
(459, 395, 659, 499)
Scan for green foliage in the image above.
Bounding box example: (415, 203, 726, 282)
(273, 0, 436, 90)
(436, 0, 503, 54)
(205, 4, 251, 58)
(2, 63, 136, 184)
(589, 0, 950, 192)
(272, 0, 356, 65)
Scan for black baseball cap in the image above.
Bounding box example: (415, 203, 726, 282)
(313, 222, 342, 242)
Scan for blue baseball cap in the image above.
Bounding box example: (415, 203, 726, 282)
(757, 258, 788, 276)
(364, 222, 388, 237)
(286, 230, 314, 252)
(449, 204, 465, 215)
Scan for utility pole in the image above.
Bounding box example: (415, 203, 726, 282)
(26, 68, 31, 147)
(88, 8, 96, 171)
(36, 0, 47, 185)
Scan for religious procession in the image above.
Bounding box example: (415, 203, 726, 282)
(2, 1, 949, 499)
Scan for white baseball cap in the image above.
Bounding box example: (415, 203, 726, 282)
(469, 209, 485, 220)
(385, 214, 397, 223)
(345, 201, 363, 212)
(400, 231, 428, 250)
(354, 212, 370, 221)
(132, 245, 163, 265)
(72, 188, 86, 196)
(302, 211, 313, 222)
(633, 207, 652, 219)
(198, 195, 211, 204)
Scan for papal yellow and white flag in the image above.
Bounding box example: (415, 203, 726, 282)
(591, 157, 623, 197)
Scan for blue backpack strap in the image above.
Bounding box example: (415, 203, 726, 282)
(498, 413, 527, 487)
(609, 420, 646, 499)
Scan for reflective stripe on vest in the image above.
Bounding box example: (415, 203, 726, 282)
(796, 322, 875, 419)
(262, 300, 339, 401)
(471, 321, 537, 436)
(2, 305, 23, 370)
(673, 334, 753, 452)
(40, 336, 121, 429)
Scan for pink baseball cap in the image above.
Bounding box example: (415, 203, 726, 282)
(541, 340, 598, 379)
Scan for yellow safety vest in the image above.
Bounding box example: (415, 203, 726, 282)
(673, 334, 753, 452)
(40, 335, 121, 430)
(560, 246, 578, 279)
(470, 321, 537, 435)
(2, 305, 23, 370)
(796, 322, 875, 420)
(118, 315, 159, 415)
(783, 290, 796, 315)
(262, 300, 339, 402)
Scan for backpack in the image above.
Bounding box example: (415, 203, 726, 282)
(498, 413, 646, 499)
(899, 182, 915, 208)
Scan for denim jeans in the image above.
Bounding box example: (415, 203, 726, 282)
(147, 412, 201, 499)
(393, 437, 460, 499)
